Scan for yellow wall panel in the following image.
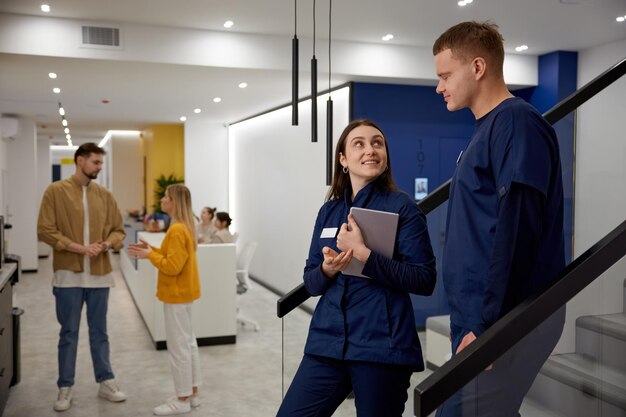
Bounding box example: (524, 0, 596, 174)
(141, 124, 184, 211)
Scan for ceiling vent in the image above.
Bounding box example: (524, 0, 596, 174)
(81, 25, 121, 47)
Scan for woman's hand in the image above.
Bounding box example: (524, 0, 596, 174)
(128, 240, 151, 259)
(336, 214, 371, 262)
(321, 247, 353, 278)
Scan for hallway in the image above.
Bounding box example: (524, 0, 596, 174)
(3, 254, 429, 417)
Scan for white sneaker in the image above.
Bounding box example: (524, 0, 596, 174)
(98, 379, 127, 402)
(153, 398, 191, 415)
(190, 394, 200, 408)
(54, 387, 72, 412)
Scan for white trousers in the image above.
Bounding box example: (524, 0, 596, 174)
(163, 302, 203, 396)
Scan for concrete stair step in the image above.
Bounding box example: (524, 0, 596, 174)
(527, 353, 626, 417)
(520, 396, 571, 417)
(576, 313, 626, 373)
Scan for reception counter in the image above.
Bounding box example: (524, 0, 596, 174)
(120, 231, 237, 349)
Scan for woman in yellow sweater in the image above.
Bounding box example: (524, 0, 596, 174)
(128, 184, 201, 416)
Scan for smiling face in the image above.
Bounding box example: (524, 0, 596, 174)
(339, 124, 388, 190)
(435, 48, 478, 113)
(200, 207, 213, 223)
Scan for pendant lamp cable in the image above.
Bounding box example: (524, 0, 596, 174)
(328, 0, 332, 96)
(292, 0, 299, 125)
(325, 0, 333, 185)
(311, 0, 318, 142)
(313, 0, 316, 56)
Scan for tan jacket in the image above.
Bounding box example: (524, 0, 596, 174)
(37, 176, 125, 275)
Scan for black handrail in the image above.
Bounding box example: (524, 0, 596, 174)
(543, 56, 626, 125)
(276, 179, 451, 318)
(414, 219, 626, 416)
(276, 56, 626, 319)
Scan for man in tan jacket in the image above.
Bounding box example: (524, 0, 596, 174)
(38, 143, 127, 412)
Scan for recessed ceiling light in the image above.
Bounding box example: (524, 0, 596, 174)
(58, 107, 65, 116)
(223, 20, 234, 28)
(179, 116, 187, 122)
(238, 82, 248, 89)
(66, 134, 71, 140)
(64, 128, 69, 134)
(62, 119, 68, 127)
(41, 4, 50, 12)
(382, 34, 394, 41)
(53, 87, 61, 94)
(515, 45, 529, 52)
(213, 97, 222, 103)
(617, 16, 625, 22)
(458, 0, 473, 5)
(194, 108, 201, 114)
(48, 72, 57, 79)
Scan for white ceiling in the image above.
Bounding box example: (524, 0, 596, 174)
(0, 0, 625, 145)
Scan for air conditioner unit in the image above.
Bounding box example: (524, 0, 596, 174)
(1, 117, 18, 140)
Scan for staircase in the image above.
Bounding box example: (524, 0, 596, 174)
(527, 277, 626, 417)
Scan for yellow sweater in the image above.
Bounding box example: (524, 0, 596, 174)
(148, 223, 201, 303)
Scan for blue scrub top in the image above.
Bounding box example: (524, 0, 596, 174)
(443, 97, 565, 336)
(302, 179, 436, 370)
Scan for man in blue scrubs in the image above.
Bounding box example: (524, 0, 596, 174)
(433, 21, 566, 416)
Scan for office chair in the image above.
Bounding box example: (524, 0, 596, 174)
(235, 241, 260, 331)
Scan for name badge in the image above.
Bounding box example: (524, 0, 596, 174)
(320, 227, 338, 238)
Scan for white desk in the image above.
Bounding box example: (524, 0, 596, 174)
(120, 231, 237, 349)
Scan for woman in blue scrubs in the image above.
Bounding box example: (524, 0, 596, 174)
(276, 119, 436, 417)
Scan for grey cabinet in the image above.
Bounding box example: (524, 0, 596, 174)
(0, 265, 15, 415)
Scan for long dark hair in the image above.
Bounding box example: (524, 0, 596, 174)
(325, 119, 397, 201)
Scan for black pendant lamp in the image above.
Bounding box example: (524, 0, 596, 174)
(326, 0, 333, 185)
(291, 0, 298, 126)
(311, 0, 318, 142)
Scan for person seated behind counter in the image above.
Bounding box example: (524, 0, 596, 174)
(196, 207, 217, 243)
(209, 212, 235, 243)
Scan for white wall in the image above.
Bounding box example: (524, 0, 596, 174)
(110, 133, 143, 214)
(184, 120, 229, 216)
(556, 38, 626, 352)
(6, 118, 38, 270)
(37, 139, 51, 257)
(0, 135, 8, 218)
(0, 14, 539, 89)
(229, 87, 350, 302)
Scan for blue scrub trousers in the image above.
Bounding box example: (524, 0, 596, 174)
(276, 354, 413, 417)
(435, 307, 565, 417)
(54, 287, 115, 387)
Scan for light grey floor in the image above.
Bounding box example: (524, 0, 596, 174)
(4, 254, 431, 417)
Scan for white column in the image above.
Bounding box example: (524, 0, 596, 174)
(37, 139, 51, 257)
(109, 132, 143, 214)
(184, 119, 229, 216)
(7, 118, 38, 270)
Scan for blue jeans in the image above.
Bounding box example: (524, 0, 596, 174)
(276, 354, 413, 417)
(53, 287, 115, 387)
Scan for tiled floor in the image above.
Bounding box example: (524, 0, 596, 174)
(4, 254, 431, 417)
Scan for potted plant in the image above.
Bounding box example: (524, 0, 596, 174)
(147, 174, 184, 232)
